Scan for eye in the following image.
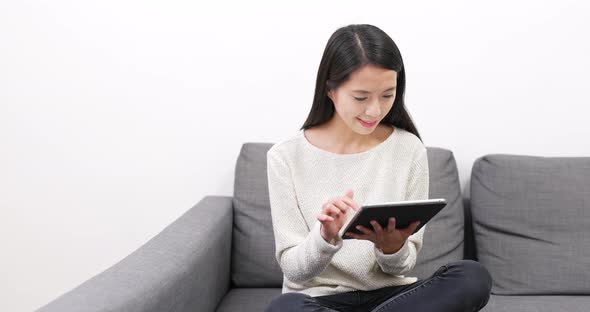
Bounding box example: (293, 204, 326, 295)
(354, 95, 394, 101)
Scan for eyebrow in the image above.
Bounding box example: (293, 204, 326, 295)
(352, 86, 396, 94)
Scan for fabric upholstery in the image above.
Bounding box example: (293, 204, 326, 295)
(409, 147, 465, 279)
(481, 294, 590, 312)
(37, 196, 233, 312)
(470, 154, 590, 295)
(215, 288, 281, 312)
(232, 143, 283, 287)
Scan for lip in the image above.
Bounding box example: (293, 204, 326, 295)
(357, 118, 377, 128)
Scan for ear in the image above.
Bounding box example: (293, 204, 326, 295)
(326, 82, 334, 101)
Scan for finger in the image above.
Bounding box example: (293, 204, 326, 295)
(356, 225, 374, 235)
(317, 214, 334, 222)
(370, 220, 384, 235)
(344, 189, 354, 199)
(344, 232, 359, 239)
(332, 199, 350, 214)
(323, 204, 341, 218)
(326, 199, 345, 214)
(322, 200, 340, 214)
(401, 221, 421, 236)
(341, 197, 360, 212)
(387, 218, 396, 232)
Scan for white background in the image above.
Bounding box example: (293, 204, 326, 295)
(1, 1, 589, 311)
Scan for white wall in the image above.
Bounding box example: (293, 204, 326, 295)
(1, 1, 589, 311)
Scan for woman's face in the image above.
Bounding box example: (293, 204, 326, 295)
(327, 63, 397, 133)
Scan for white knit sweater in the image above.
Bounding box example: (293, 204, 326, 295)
(266, 126, 430, 297)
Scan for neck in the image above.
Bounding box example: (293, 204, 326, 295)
(321, 115, 378, 149)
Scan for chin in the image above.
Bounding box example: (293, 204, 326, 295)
(356, 126, 376, 134)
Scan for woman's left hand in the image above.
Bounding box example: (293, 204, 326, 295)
(345, 218, 420, 254)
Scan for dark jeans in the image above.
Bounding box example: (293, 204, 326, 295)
(265, 259, 492, 312)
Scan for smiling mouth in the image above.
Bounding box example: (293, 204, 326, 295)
(357, 118, 377, 127)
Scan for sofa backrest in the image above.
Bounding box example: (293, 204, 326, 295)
(412, 147, 465, 279)
(470, 154, 590, 295)
(231, 143, 466, 287)
(232, 143, 282, 287)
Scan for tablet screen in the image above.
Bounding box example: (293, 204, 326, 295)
(340, 198, 447, 239)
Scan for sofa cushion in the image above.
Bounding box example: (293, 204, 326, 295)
(481, 294, 590, 312)
(470, 154, 590, 295)
(409, 147, 465, 279)
(232, 143, 465, 287)
(215, 288, 281, 312)
(232, 143, 283, 287)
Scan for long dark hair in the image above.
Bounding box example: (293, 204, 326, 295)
(300, 24, 422, 142)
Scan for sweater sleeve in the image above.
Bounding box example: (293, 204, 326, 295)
(267, 148, 342, 284)
(374, 146, 429, 276)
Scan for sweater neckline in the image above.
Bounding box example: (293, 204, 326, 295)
(299, 125, 397, 159)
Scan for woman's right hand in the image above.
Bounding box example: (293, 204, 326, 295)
(317, 189, 360, 243)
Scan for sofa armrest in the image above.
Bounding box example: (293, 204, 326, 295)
(37, 195, 233, 312)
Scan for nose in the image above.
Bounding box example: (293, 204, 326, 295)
(365, 100, 381, 117)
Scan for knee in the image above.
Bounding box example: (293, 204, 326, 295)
(451, 260, 493, 300)
(265, 293, 311, 312)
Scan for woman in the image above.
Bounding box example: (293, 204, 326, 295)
(265, 24, 492, 312)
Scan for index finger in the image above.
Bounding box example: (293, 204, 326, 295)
(341, 197, 360, 211)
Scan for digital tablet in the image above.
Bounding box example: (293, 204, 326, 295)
(340, 198, 447, 239)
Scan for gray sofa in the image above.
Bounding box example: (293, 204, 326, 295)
(37, 143, 590, 312)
